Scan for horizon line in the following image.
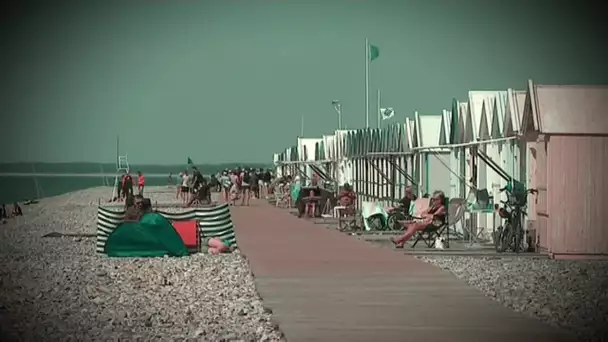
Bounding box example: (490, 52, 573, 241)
(0, 161, 272, 166)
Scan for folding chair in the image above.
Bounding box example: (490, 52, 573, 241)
(337, 206, 361, 231)
(275, 186, 288, 208)
(412, 197, 450, 248)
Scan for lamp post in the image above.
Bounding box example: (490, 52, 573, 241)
(332, 100, 342, 130)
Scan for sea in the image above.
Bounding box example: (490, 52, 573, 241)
(0, 162, 270, 204)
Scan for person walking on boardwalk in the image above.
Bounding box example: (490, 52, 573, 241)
(137, 171, 146, 196)
(219, 171, 231, 202)
(240, 168, 252, 206)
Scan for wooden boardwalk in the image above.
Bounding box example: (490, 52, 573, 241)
(231, 200, 575, 342)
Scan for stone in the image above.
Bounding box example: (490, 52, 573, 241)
(0, 187, 285, 341)
(419, 255, 608, 341)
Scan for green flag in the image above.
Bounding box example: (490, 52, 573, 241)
(369, 44, 380, 61)
(187, 157, 193, 165)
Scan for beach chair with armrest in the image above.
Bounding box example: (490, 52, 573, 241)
(274, 185, 288, 208)
(412, 197, 451, 248)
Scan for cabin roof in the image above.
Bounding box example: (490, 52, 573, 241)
(523, 82, 608, 135)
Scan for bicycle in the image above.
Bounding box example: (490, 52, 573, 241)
(494, 182, 537, 253)
(386, 207, 409, 231)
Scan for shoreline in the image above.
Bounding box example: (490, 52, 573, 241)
(0, 172, 175, 178)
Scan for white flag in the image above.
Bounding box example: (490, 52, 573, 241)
(380, 107, 394, 120)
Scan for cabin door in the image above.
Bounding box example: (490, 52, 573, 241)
(530, 139, 549, 251)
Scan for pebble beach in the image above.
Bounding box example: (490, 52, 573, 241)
(2, 185, 608, 341)
(419, 256, 608, 341)
(0, 186, 284, 341)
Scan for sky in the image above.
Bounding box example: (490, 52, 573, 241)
(1, 0, 605, 164)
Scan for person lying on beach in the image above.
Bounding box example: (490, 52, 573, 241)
(202, 237, 233, 254)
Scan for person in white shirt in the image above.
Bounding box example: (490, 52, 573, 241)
(180, 171, 189, 203)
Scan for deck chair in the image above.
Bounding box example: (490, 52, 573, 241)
(412, 197, 452, 248)
(337, 206, 360, 231)
(274, 185, 289, 208)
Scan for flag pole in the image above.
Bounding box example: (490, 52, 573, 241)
(377, 88, 381, 128)
(365, 38, 370, 128)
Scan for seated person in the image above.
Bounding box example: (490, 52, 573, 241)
(304, 189, 318, 217)
(391, 190, 447, 248)
(123, 195, 140, 221)
(11, 202, 23, 217)
(281, 181, 292, 207)
(337, 184, 356, 215)
(388, 186, 417, 215)
(202, 236, 233, 254)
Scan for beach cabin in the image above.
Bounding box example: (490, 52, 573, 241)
(297, 137, 321, 185)
(522, 80, 608, 259)
(415, 112, 451, 196)
(405, 117, 420, 193)
(446, 101, 469, 200)
(503, 89, 530, 225)
(389, 121, 412, 203)
(273, 153, 283, 179)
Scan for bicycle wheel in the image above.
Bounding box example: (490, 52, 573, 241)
(513, 218, 523, 253)
(497, 223, 512, 253)
(387, 212, 406, 231)
(494, 226, 503, 252)
(367, 214, 385, 231)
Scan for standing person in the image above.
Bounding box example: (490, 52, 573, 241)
(137, 171, 146, 195)
(191, 166, 203, 190)
(180, 170, 189, 203)
(240, 169, 251, 206)
(262, 169, 272, 196)
(121, 171, 134, 200)
(168, 172, 173, 185)
(176, 172, 183, 199)
(219, 171, 231, 202)
(186, 171, 195, 204)
(1, 204, 7, 220)
(229, 170, 240, 206)
(250, 170, 259, 200)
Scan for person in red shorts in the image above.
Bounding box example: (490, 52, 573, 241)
(137, 171, 146, 196)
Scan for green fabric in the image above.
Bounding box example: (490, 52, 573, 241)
(104, 213, 188, 257)
(361, 202, 388, 231)
(290, 183, 301, 203)
(369, 44, 380, 61)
